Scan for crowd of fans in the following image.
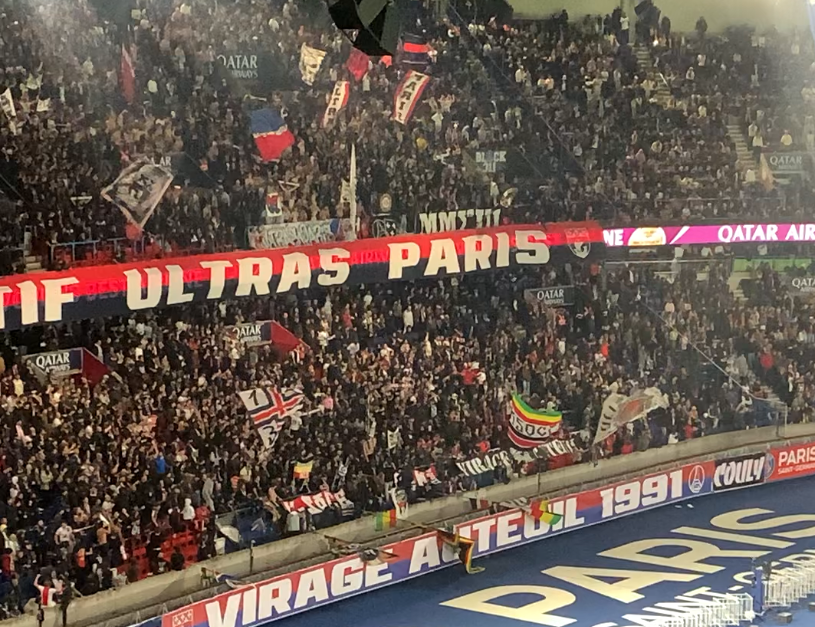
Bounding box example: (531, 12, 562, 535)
(0, 0, 807, 272)
(0, 0, 812, 620)
(0, 254, 789, 616)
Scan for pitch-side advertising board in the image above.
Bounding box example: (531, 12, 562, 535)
(128, 441, 814, 627)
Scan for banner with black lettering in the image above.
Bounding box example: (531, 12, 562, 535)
(248, 219, 352, 250)
(417, 208, 502, 234)
(712, 453, 766, 492)
(392, 70, 430, 125)
(456, 449, 513, 476)
(299, 44, 327, 86)
(523, 286, 574, 307)
(101, 160, 174, 229)
(322, 81, 350, 128)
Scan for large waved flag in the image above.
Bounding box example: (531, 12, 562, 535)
(402, 34, 432, 66)
(508, 394, 562, 449)
(346, 47, 370, 82)
(250, 109, 295, 162)
(528, 499, 563, 526)
(238, 387, 304, 448)
(101, 160, 174, 230)
(270, 321, 302, 354)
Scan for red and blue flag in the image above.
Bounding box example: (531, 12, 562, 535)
(250, 109, 295, 162)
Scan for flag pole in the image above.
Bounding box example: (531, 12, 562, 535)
(349, 144, 358, 241)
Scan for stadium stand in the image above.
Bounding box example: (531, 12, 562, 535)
(0, 0, 809, 619)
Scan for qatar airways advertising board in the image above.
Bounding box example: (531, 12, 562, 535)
(603, 223, 815, 247)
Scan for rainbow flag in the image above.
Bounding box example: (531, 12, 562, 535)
(374, 509, 398, 532)
(528, 499, 562, 526)
(508, 394, 562, 448)
(511, 394, 562, 425)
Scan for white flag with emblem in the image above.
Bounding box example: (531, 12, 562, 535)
(299, 44, 327, 86)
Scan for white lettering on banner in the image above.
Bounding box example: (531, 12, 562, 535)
(716, 224, 779, 243)
(791, 277, 815, 290)
(33, 352, 70, 370)
(599, 469, 684, 518)
(713, 456, 764, 490)
(780, 444, 815, 467)
(218, 55, 259, 79)
(603, 229, 624, 247)
(0, 228, 564, 331)
(148, 445, 815, 627)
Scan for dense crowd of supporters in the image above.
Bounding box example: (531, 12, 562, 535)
(0, 0, 811, 620)
(0, 0, 805, 272)
(0, 254, 794, 616)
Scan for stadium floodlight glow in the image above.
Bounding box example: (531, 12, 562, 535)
(327, 0, 400, 57)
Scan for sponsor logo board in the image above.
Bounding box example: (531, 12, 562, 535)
(766, 442, 815, 481)
(603, 223, 815, 247)
(712, 453, 766, 491)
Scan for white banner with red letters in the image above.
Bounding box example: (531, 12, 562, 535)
(281, 489, 354, 515)
(322, 81, 350, 128)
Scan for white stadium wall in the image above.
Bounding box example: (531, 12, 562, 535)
(508, 0, 808, 33)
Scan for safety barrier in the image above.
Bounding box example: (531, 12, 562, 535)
(661, 593, 753, 627)
(764, 561, 815, 609)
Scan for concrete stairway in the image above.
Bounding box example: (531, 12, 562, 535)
(634, 45, 671, 106)
(24, 253, 44, 273)
(726, 123, 755, 172)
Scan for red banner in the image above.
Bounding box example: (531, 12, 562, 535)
(281, 489, 353, 515)
(0, 224, 602, 332)
(766, 441, 815, 481)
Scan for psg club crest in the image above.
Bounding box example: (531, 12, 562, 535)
(568, 241, 591, 259)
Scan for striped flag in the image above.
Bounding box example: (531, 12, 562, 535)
(374, 509, 398, 531)
(528, 499, 563, 526)
(507, 394, 562, 449)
